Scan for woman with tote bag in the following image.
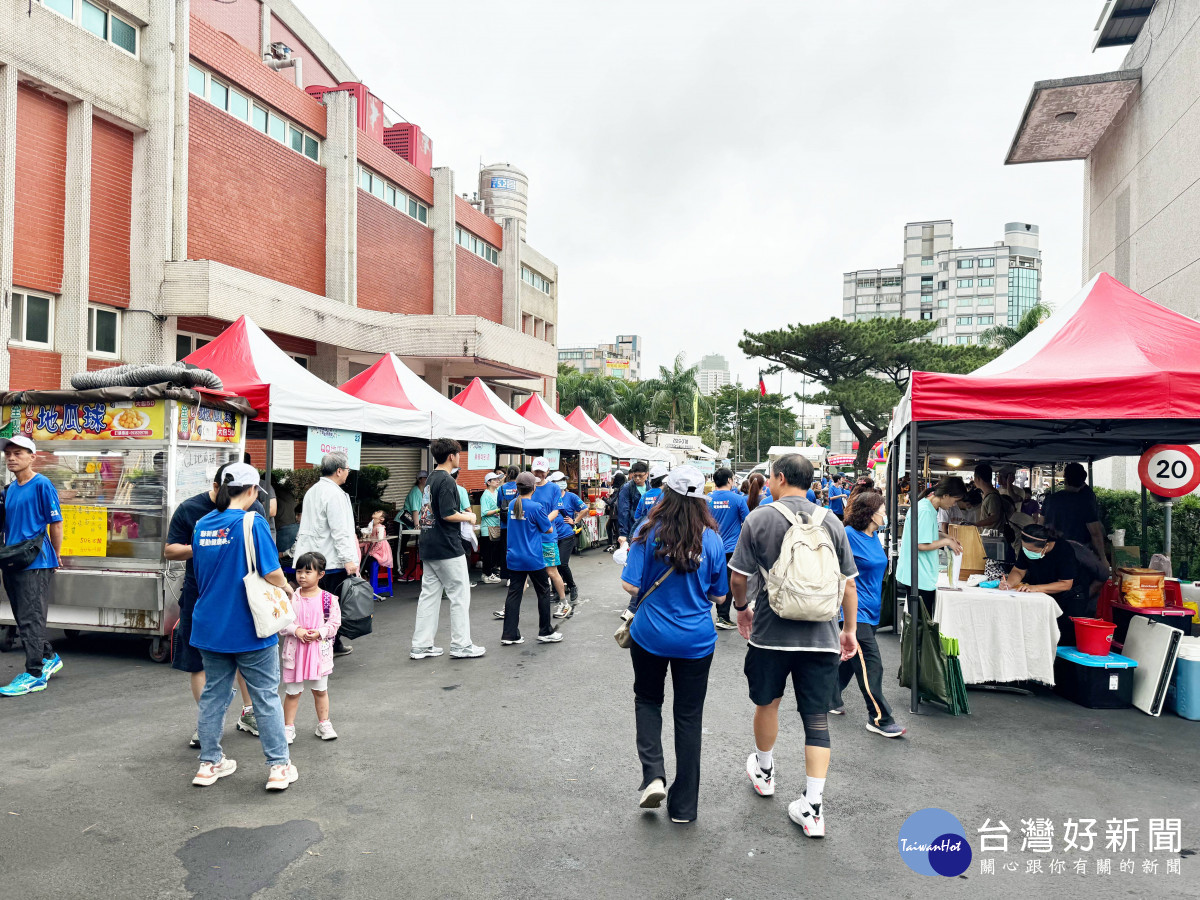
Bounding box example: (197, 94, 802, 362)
(189, 463, 299, 792)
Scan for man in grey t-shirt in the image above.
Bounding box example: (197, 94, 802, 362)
(729, 453, 859, 840)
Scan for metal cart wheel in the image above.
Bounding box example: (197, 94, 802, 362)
(0, 625, 15, 652)
(148, 637, 170, 664)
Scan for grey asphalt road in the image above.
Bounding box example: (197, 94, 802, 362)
(2, 552, 1199, 900)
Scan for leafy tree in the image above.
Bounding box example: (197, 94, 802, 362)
(650, 352, 711, 434)
(612, 379, 656, 441)
(741, 318, 999, 470)
(709, 384, 797, 465)
(979, 302, 1052, 349)
(816, 425, 830, 449)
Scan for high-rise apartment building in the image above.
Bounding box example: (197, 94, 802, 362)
(843, 220, 1042, 346)
(558, 334, 643, 380)
(697, 354, 730, 396)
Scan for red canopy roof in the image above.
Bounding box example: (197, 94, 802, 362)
(597, 414, 671, 461)
(451, 377, 563, 448)
(515, 394, 608, 452)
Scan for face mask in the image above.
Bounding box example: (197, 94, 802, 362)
(879, 514, 888, 530)
(1023, 547, 1045, 561)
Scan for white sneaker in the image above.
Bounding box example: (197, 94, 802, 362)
(266, 762, 299, 791)
(501, 637, 524, 645)
(746, 753, 775, 797)
(553, 602, 573, 619)
(192, 756, 236, 787)
(410, 646, 444, 660)
(788, 791, 825, 838)
(315, 720, 338, 741)
(284, 724, 296, 745)
(639, 778, 667, 809)
(450, 644, 486, 658)
(486, 574, 503, 584)
(537, 631, 564, 643)
(492, 610, 506, 619)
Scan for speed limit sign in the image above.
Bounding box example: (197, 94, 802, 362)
(1138, 444, 1200, 498)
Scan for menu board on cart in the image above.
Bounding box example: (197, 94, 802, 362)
(59, 505, 108, 557)
(8, 400, 165, 441)
(580, 452, 598, 480)
(177, 404, 242, 444)
(174, 448, 237, 507)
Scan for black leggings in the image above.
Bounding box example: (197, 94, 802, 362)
(557, 535, 576, 590)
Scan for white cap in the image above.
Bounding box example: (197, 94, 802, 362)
(649, 463, 669, 480)
(531, 457, 550, 472)
(548, 471, 566, 483)
(0, 435, 36, 454)
(485, 471, 504, 484)
(664, 466, 705, 498)
(221, 462, 261, 488)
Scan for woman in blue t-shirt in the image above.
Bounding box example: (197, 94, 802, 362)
(499, 472, 563, 645)
(830, 491, 905, 738)
(190, 463, 298, 792)
(620, 466, 728, 824)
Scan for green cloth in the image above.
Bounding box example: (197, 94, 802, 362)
(457, 485, 470, 512)
(896, 497, 940, 591)
(404, 484, 423, 514)
(480, 489, 500, 528)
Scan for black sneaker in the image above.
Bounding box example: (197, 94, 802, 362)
(569, 585, 579, 604)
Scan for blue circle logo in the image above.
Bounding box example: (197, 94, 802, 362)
(898, 808, 972, 877)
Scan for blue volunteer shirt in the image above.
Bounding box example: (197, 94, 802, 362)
(498, 481, 519, 530)
(845, 525, 886, 625)
(805, 488, 822, 507)
(622, 526, 729, 659)
(506, 497, 552, 571)
(4, 473, 62, 568)
(532, 483, 561, 545)
(829, 484, 847, 515)
(708, 489, 750, 553)
(190, 509, 281, 654)
(555, 489, 587, 540)
(634, 487, 663, 523)
(760, 486, 773, 504)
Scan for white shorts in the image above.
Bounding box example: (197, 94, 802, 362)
(284, 676, 328, 695)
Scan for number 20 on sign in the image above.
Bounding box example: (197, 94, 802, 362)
(1138, 444, 1200, 498)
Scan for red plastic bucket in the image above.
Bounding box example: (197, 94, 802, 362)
(1073, 617, 1117, 656)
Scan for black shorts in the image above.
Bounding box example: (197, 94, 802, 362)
(170, 591, 204, 673)
(744, 644, 839, 714)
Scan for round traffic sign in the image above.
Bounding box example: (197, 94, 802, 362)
(1138, 444, 1200, 498)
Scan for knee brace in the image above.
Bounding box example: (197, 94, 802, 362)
(801, 712, 831, 748)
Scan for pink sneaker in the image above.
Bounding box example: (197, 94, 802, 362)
(192, 757, 236, 786)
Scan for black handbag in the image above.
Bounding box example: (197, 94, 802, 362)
(0, 535, 46, 571)
(337, 575, 375, 639)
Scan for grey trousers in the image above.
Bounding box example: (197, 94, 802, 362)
(3, 567, 55, 677)
(412, 555, 473, 652)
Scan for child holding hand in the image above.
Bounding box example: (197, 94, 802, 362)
(282, 552, 341, 742)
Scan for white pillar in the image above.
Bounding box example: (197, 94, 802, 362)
(0, 65, 17, 389)
(58, 100, 94, 385)
(432, 166, 455, 316)
(323, 90, 357, 306)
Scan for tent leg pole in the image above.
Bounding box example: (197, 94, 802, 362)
(908, 422, 920, 715)
(887, 445, 899, 628)
(1165, 503, 1173, 559)
(264, 422, 274, 487)
(1141, 484, 1149, 567)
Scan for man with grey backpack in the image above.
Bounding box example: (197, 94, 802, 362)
(729, 453, 859, 839)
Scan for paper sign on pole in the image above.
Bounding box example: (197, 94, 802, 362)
(598, 453, 612, 473)
(544, 449, 561, 469)
(306, 427, 362, 470)
(580, 452, 598, 480)
(468, 442, 497, 470)
(60, 505, 108, 557)
(693, 458, 716, 476)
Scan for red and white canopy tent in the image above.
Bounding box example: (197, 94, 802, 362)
(886, 272, 1200, 714)
(596, 414, 674, 463)
(515, 393, 611, 453)
(450, 377, 564, 450)
(564, 406, 639, 458)
(340, 354, 519, 447)
(183, 316, 430, 438)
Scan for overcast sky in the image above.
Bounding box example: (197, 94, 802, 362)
(300, 0, 1129, 403)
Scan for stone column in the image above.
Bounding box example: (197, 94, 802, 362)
(501, 217, 520, 331)
(0, 65, 17, 389)
(431, 166, 455, 316)
(58, 100, 93, 385)
(323, 89, 357, 306)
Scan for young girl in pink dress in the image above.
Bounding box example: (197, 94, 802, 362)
(364, 509, 393, 571)
(282, 552, 341, 742)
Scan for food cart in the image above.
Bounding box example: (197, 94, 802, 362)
(0, 387, 252, 662)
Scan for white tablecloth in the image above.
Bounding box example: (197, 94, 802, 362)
(933, 585, 1063, 685)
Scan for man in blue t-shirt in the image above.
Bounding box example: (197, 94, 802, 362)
(530, 458, 570, 618)
(634, 463, 669, 526)
(828, 476, 848, 520)
(707, 466, 749, 630)
(0, 436, 64, 696)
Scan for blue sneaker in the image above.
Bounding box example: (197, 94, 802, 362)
(0, 672, 49, 696)
(41, 654, 63, 679)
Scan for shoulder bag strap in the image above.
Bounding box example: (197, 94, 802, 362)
(242, 511, 259, 577)
(638, 565, 674, 606)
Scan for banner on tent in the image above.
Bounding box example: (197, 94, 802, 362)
(544, 449, 561, 469)
(468, 442, 497, 470)
(598, 453, 612, 473)
(306, 427, 362, 470)
(580, 452, 598, 480)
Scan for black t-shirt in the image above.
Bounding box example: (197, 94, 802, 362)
(168, 492, 266, 601)
(1041, 488, 1101, 546)
(420, 469, 465, 561)
(1015, 539, 1082, 604)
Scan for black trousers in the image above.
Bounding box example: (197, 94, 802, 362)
(319, 569, 351, 648)
(606, 515, 619, 548)
(557, 535, 576, 591)
(3, 568, 54, 677)
(480, 535, 502, 576)
(502, 569, 553, 640)
(630, 639, 714, 822)
(715, 552, 734, 620)
(498, 529, 509, 579)
(832, 621, 895, 727)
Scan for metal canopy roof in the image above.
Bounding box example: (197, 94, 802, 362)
(1005, 69, 1140, 164)
(1093, 0, 1157, 50)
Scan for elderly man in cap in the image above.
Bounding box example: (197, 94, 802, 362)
(0, 435, 64, 696)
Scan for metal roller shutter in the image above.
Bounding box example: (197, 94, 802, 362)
(360, 447, 424, 505)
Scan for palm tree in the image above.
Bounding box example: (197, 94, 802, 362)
(649, 352, 710, 434)
(979, 302, 1053, 350)
(613, 379, 655, 441)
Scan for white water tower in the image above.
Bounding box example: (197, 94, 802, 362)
(479, 163, 528, 240)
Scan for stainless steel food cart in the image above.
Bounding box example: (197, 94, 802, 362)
(0, 387, 252, 662)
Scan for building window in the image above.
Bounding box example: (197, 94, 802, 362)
(956, 335, 972, 345)
(292, 355, 309, 370)
(956, 316, 973, 326)
(880, 275, 901, 287)
(175, 332, 211, 360)
(521, 266, 552, 294)
(937, 280, 948, 290)
(920, 310, 933, 320)
(978, 277, 995, 287)
(42, 0, 138, 57)
(455, 226, 500, 266)
(545, 323, 555, 345)
(921, 257, 933, 266)
(979, 257, 995, 268)
(937, 299, 949, 308)
(10, 292, 52, 347)
(977, 315, 995, 325)
(957, 278, 974, 288)
(356, 166, 430, 225)
(957, 259, 974, 269)
(958, 297, 973, 307)
(87, 305, 119, 357)
(188, 63, 320, 162)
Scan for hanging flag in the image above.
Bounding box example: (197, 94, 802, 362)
(757, 371, 767, 397)
(693, 391, 699, 433)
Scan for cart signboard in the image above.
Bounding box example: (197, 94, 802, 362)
(1138, 444, 1200, 498)
(59, 505, 108, 557)
(177, 404, 241, 444)
(8, 400, 165, 441)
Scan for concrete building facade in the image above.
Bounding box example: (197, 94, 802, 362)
(0, 0, 559, 409)
(558, 334, 642, 381)
(696, 354, 729, 396)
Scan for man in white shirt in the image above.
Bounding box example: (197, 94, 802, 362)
(293, 453, 360, 655)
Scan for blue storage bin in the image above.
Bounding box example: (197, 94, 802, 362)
(1054, 648, 1138, 709)
(1174, 643, 1200, 721)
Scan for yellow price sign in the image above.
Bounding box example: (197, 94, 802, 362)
(60, 505, 108, 558)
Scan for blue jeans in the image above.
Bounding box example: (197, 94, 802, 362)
(197, 646, 289, 767)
